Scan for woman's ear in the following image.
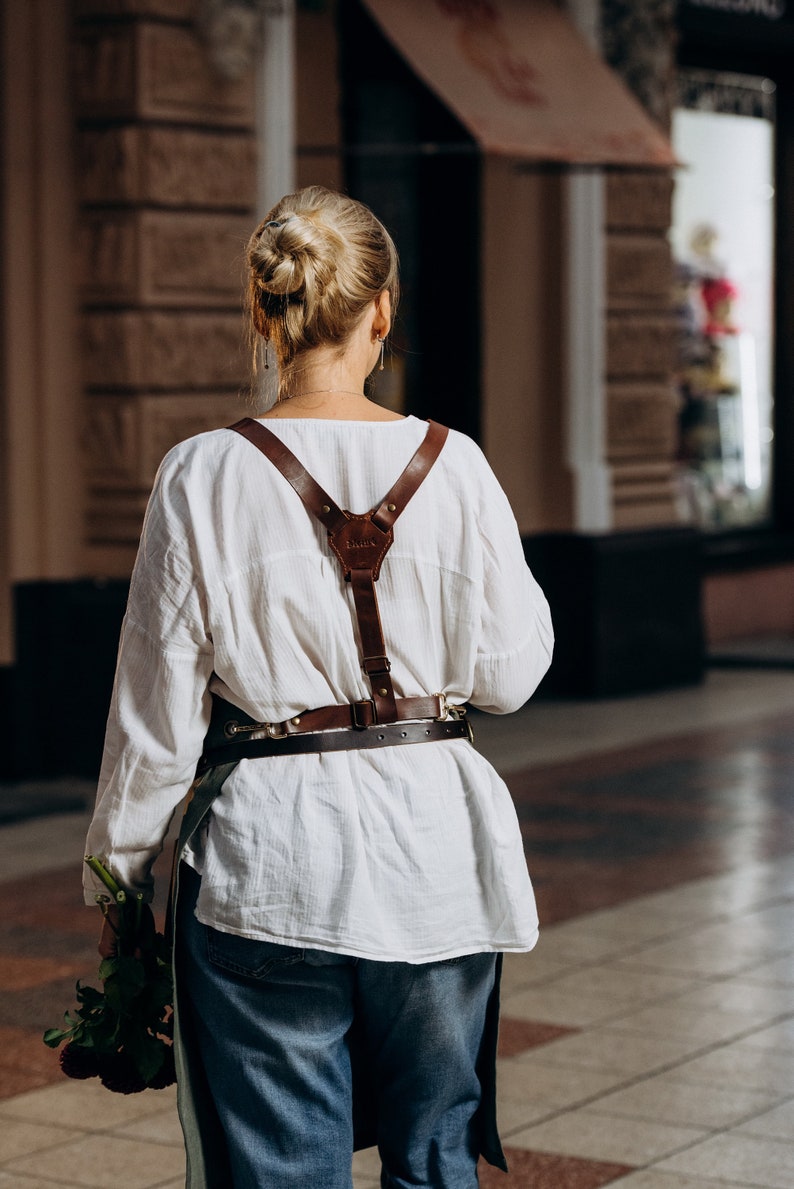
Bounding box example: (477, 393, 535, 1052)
(374, 291, 391, 339)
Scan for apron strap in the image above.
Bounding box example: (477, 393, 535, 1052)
(228, 418, 449, 723)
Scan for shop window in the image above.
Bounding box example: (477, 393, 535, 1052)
(672, 69, 775, 531)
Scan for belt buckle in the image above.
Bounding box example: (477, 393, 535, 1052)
(436, 695, 474, 744)
(265, 721, 288, 740)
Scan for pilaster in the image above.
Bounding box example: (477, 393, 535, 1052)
(75, 4, 257, 571)
(601, 0, 680, 530)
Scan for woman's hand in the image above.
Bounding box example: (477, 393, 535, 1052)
(98, 904, 121, 959)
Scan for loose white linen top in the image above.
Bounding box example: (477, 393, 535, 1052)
(85, 416, 553, 962)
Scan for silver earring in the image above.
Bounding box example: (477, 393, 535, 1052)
(378, 336, 385, 372)
(264, 340, 270, 370)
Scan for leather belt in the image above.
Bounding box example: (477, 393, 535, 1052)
(198, 715, 471, 772)
(221, 694, 449, 739)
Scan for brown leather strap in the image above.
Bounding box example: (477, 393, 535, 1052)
(229, 418, 449, 723)
(207, 693, 449, 742)
(370, 419, 448, 531)
(229, 418, 348, 537)
(198, 716, 470, 772)
(349, 566, 396, 722)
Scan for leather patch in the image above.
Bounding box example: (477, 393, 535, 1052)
(328, 514, 394, 580)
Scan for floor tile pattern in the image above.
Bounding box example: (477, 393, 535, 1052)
(478, 1148, 633, 1188)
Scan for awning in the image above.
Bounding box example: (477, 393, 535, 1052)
(361, 0, 676, 168)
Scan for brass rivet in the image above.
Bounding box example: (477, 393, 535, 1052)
(322, 504, 331, 514)
(387, 503, 396, 512)
(378, 687, 388, 696)
(291, 716, 301, 726)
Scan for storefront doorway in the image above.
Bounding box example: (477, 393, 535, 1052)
(338, 0, 481, 440)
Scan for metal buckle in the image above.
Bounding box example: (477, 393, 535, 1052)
(352, 699, 376, 729)
(362, 654, 391, 675)
(435, 696, 473, 743)
(435, 694, 469, 721)
(224, 718, 284, 740)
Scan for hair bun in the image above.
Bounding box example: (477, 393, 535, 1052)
(252, 215, 340, 302)
(246, 186, 399, 370)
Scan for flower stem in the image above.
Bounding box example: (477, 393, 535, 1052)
(84, 855, 124, 902)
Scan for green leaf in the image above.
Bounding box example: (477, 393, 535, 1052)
(123, 1026, 167, 1083)
(76, 982, 106, 1009)
(43, 1028, 69, 1048)
(44, 900, 175, 1064)
(98, 958, 119, 980)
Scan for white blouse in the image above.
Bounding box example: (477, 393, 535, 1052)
(85, 416, 553, 962)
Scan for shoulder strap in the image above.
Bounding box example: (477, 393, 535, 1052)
(228, 417, 449, 723)
(230, 418, 348, 537)
(229, 418, 447, 539)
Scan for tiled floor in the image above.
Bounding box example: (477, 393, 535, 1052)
(2, 669, 794, 1187)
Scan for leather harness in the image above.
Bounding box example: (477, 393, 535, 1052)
(198, 417, 471, 771)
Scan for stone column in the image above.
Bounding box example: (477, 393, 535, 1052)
(257, 0, 296, 214)
(1, 0, 83, 596)
(601, 0, 679, 528)
(605, 170, 678, 527)
(75, 0, 258, 573)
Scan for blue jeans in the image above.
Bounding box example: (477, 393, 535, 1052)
(176, 864, 498, 1188)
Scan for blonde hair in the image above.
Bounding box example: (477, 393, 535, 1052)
(246, 186, 399, 373)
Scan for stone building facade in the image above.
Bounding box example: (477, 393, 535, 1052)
(75, 0, 256, 573)
(2, 0, 790, 777)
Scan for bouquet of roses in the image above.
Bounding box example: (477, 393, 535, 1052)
(43, 856, 175, 1094)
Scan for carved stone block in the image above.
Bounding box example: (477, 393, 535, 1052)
(85, 391, 252, 491)
(80, 210, 251, 306)
(612, 461, 679, 528)
(143, 211, 251, 306)
(84, 394, 141, 486)
(611, 462, 678, 529)
(79, 212, 140, 305)
(607, 234, 672, 308)
(138, 22, 255, 125)
(612, 461, 675, 500)
(83, 310, 249, 390)
(606, 171, 674, 232)
(607, 383, 678, 461)
(607, 315, 675, 378)
(75, 22, 255, 126)
(78, 127, 257, 209)
(612, 497, 679, 530)
(74, 24, 137, 116)
(79, 128, 141, 206)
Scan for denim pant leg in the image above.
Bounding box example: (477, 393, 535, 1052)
(176, 866, 356, 1189)
(357, 952, 498, 1189)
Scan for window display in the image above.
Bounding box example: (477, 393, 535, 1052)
(672, 70, 775, 530)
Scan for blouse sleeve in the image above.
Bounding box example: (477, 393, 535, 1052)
(469, 448, 554, 714)
(83, 451, 214, 905)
